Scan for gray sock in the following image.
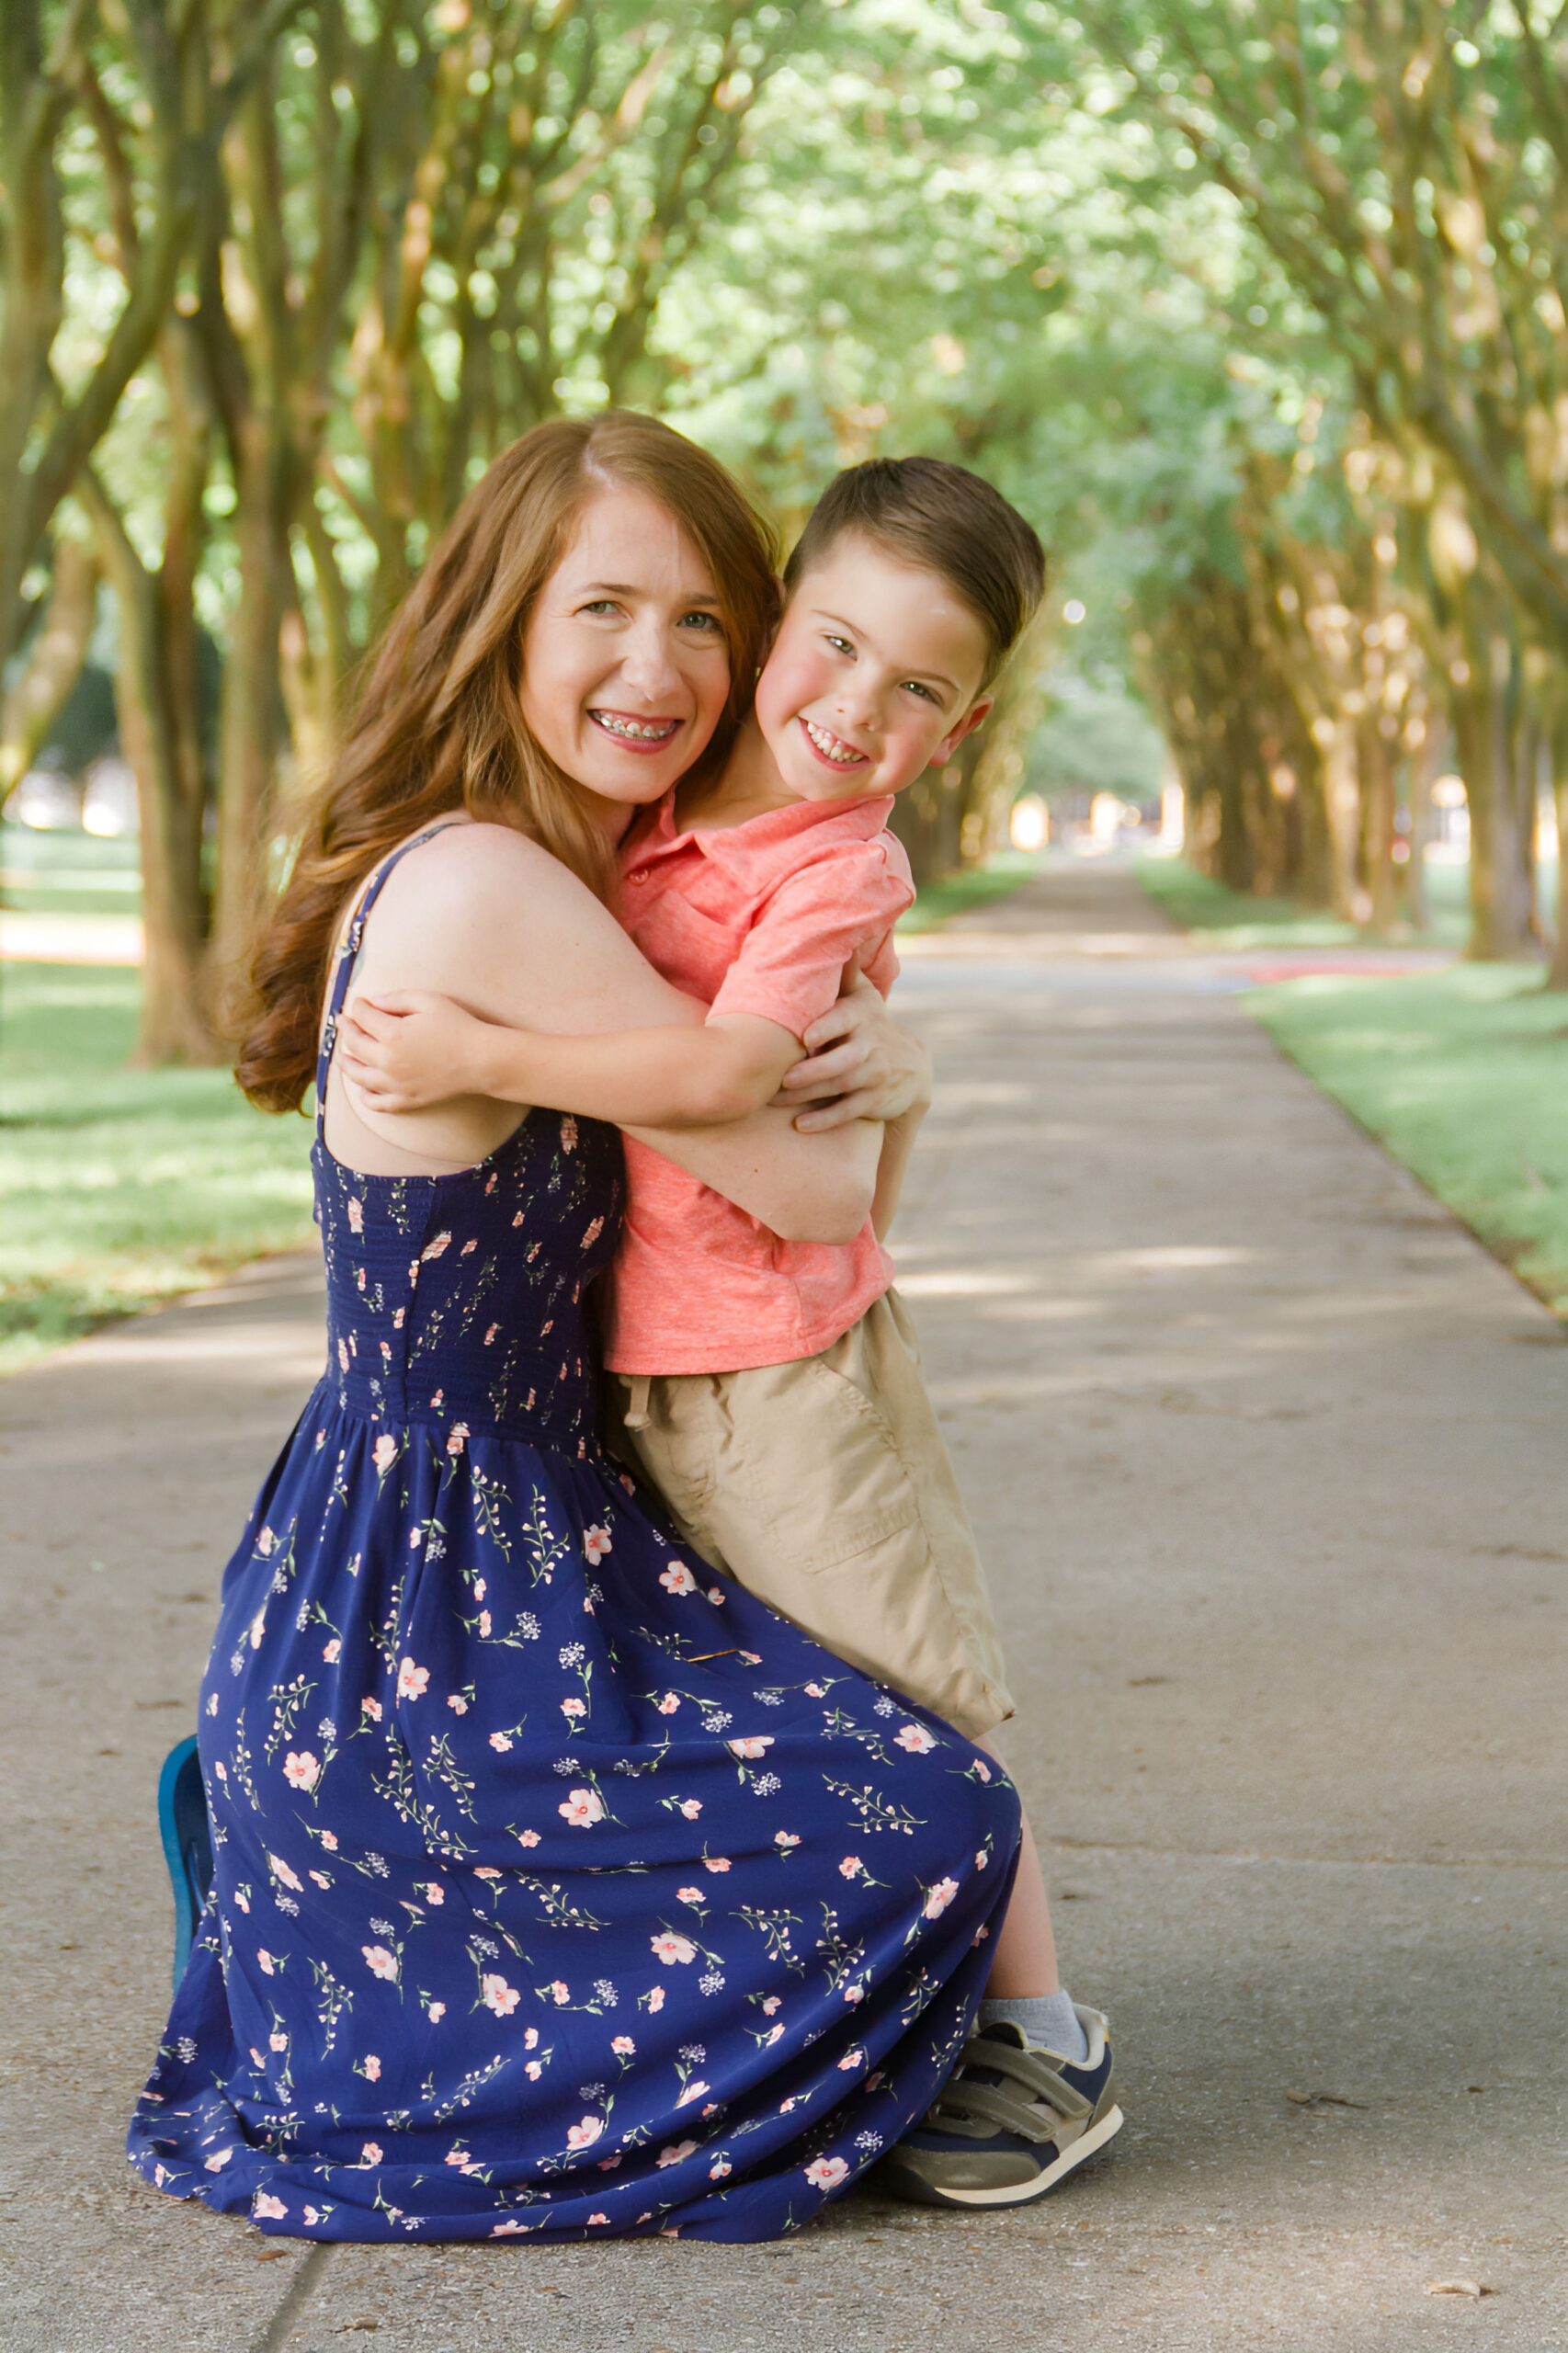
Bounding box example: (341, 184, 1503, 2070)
(979, 1988, 1090, 2064)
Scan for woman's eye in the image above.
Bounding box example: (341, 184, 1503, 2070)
(579, 600, 619, 617)
(680, 610, 724, 633)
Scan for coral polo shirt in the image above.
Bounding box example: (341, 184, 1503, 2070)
(602, 789, 915, 1375)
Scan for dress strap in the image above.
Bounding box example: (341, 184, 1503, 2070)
(314, 817, 468, 1135)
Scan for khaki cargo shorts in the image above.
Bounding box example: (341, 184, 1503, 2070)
(608, 1288, 1015, 1740)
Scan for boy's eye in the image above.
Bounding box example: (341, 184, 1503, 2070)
(824, 632, 855, 656)
(903, 680, 939, 704)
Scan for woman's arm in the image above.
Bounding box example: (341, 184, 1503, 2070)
(327, 822, 878, 1244)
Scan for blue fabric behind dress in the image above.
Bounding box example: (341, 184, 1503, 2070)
(126, 824, 1021, 2243)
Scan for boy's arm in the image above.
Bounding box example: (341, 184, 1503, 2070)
(340, 992, 802, 1129)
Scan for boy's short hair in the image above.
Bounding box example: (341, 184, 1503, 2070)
(783, 456, 1047, 690)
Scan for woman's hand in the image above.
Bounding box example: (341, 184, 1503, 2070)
(335, 991, 490, 1113)
(777, 963, 933, 1131)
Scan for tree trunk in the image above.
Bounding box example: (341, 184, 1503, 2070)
(0, 536, 99, 805)
(210, 408, 291, 990)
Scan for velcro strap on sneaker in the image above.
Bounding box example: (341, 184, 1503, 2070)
(923, 2034, 1095, 2143)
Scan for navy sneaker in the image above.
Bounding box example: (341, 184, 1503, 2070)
(881, 2006, 1123, 2208)
(156, 1735, 214, 1988)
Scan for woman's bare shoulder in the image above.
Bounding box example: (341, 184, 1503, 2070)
(354, 814, 669, 1027)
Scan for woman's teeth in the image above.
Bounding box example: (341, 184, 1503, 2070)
(802, 718, 868, 765)
(590, 711, 679, 742)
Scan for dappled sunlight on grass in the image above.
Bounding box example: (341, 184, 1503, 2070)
(0, 962, 314, 1370)
(1251, 965, 1568, 1315)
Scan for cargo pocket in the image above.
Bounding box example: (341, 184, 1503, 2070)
(729, 1355, 920, 1573)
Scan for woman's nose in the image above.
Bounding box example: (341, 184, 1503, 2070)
(618, 619, 684, 704)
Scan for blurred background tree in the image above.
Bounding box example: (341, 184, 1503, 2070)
(6, 0, 1568, 1066)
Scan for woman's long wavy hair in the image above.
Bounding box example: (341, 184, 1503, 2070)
(235, 413, 780, 1113)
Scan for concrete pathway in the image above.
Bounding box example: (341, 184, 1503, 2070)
(3, 861, 1563, 2353)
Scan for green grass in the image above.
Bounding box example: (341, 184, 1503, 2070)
(0, 962, 314, 1375)
(2, 824, 143, 919)
(1137, 852, 1476, 951)
(900, 847, 1046, 934)
(1252, 964, 1568, 1315)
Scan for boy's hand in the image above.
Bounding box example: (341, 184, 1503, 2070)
(778, 961, 933, 1130)
(335, 991, 490, 1113)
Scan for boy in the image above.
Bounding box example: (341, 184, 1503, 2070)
(340, 458, 1122, 2207)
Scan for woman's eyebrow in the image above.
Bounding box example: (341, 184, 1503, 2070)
(573, 578, 723, 605)
(811, 608, 959, 698)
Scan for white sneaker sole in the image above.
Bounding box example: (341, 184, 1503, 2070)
(908, 2101, 1125, 2209)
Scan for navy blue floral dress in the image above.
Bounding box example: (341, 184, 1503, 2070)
(127, 826, 1021, 2243)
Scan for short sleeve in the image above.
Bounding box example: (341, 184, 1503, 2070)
(708, 835, 915, 1040)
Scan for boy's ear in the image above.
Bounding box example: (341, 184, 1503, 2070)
(937, 694, 994, 763)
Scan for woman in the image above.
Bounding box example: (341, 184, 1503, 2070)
(126, 414, 1021, 2244)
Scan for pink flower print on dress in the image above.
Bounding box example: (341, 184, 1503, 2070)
(677, 1796, 701, 1817)
(561, 1115, 578, 1154)
(360, 1697, 383, 1722)
(611, 2035, 636, 2055)
(837, 2046, 866, 2072)
(584, 1525, 612, 1563)
(651, 1932, 698, 1966)
(446, 1423, 470, 1457)
(566, 2116, 604, 2151)
(804, 1681, 825, 1698)
(709, 2158, 732, 2179)
(362, 2055, 382, 2081)
(362, 1945, 398, 1980)
(581, 1217, 604, 1249)
(360, 2141, 383, 2165)
(321, 1638, 341, 1663)
(656, 2139, 699, 2168)
(396, 1657, 429, 1700)
(775, 1832, 801, 1850)
(761, 1995, 781, 2016)
(490, 1732, 513, 1753)
(558, 1786, 604, 1826)
(707, 1586, 726, 1605)
(256, 1526, 275, 1557)
(517, 1827, 540, 1847)
(703, 1856, 731, 1874)
(838, 1856, 862, 1880)
(676, 1886, 703, 1904)
(923, 1876, 960, 1920)
(347, 1197, 363, 1234)
(372, 1435, 399, 1475)
(282, 1750, 320, 1790)
(658, 1694, 682, 1716)
(659, 1562, 697, 1596)
(420, 1232, 452, 1261)
(843, 1983, 866, 2004)
(253, 2193, 288, 2222)
(895, 1722, 937, 1755)
(481, 1974, 520, 2017)
(204, 2148, 233, 2171)
(426, 2001, 446, 2023)
(804, 2155, 850, 2192)
(560, 1697, 586, 1720)
(727, 1736, 774, 1761)
(646, 1984, 666, 2013)
(587, 2210, 610, 2224)
(448, 1694, 469, 1714)
(548, 1981, 571, 2006)
(524, 2028, 540, 2049)
(524, 2061, 542, 2081)
(676, 2080, 710, 2108)
(268, 1854, 303, 1892)
(422, 1882, 444, 1904)
(256, 1949, 277, 1975)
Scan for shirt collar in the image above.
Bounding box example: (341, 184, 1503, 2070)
(620, 786, 894, 878)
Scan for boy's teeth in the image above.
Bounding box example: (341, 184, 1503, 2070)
(804, 719, 865, 764)
(593, 711, 677, 741)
